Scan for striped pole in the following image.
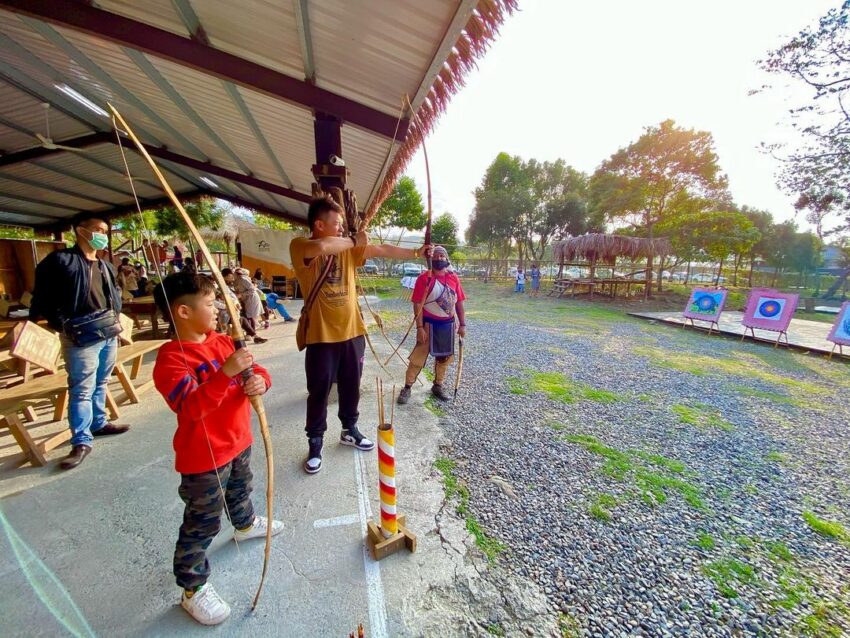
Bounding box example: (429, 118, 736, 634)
(377, 423, 398, 537)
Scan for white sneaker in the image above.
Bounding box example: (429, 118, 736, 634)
(232, 515, 284, 542)
(181, 583, 231, 626)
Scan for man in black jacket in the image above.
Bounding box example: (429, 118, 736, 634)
(31, 213, 130, 470)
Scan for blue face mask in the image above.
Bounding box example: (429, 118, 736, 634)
(432, 259, 449, 271)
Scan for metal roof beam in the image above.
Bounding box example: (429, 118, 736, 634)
(0, 132, 112, 167)
(213, 191, 306, 227)
(0, 171, 117, 206)
(169, 0, 209, 45)
(132, 142, 312, 204)
(0, 190, 80, 212)
(0, 0, 407, 140)
(0, 207, 64, 221)
(293, 0, 316, 83)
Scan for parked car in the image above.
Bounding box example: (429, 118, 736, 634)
(670, 272, 688, 282)
(358, 259, 379, 275)
(394, 262, 425, 276)
(691, 273, 726, 284)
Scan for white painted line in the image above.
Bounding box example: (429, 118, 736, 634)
(313, 513, 360, 529)
(354, 452, 388, 638)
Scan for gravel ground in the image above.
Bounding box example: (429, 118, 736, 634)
(380, 282, 850, 638)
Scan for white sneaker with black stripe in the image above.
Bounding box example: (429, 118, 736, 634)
(340, 426, 374, 451)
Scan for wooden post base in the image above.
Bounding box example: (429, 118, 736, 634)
(366, 514, 417, 561)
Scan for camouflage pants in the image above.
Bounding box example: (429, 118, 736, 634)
(174, 446, 255, 589)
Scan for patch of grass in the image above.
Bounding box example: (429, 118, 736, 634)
(799, 601, 849, 638)
(702, 558, 757, 598)
(634, 345, 826, 403)
(486, 623, 505, 636)
(693, 532, 716, 551)
(765, 541, 793, 562)
(424, 396, 446, 417)
(558, 612, 581, 638)
(765, 451, 791, 464)
(632, 450, 686, 474)
(735, 535, 756, 549)
(773, 566, 810, 611)
(433, 457, 504, 562)
(506, 376, 530, 395)
(563, 434, 703, 512)
(422, 367, 435, 382)
(506, 372, 622, 404)
(588, 493, 618, 522)
(545, 420, 569, 431)
(803, 511, 850, 543)
(672, 403, 734, 432)
(733, 385, 805, 407)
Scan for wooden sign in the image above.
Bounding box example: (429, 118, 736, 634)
(11, 321, 61, 373)
(119, 312, 134, 345)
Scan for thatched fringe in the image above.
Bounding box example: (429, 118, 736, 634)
(365, 0, 518, 223)
(553, 234, 672, 264)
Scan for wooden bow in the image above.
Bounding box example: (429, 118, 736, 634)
(108, 105, 274, 611)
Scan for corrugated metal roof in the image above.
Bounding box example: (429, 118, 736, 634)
(0, 0, 513, 228)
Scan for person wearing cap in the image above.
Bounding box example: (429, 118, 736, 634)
(397, 245, 466, 405)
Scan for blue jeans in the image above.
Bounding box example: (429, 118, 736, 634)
(61, 337, 118, 446)
(516, 283, 524, 292)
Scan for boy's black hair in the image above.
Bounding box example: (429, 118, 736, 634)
(220, 267, 233, 277)
(307, 196, 343, 229)
(153, 271, 216, 320)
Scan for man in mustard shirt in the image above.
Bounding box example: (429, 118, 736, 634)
(290, 197, 431, 474)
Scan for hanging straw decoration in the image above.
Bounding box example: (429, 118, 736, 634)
(364, 0, 518, 223)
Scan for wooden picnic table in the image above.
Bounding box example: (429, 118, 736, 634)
(548, 277, 647, 300)
(123, 296, 164, 337)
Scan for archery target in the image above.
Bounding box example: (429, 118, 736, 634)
(754, 297, 786, 321)
(692, 292, 721, 314)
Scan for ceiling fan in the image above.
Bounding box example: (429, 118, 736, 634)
(34, 103, 87, 152)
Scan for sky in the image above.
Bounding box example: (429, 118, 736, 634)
(402, 0, 838, 238)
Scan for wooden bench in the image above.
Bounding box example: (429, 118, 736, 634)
(113, 339, 167, 404)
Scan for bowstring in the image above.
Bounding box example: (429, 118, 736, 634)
(112, 119, 241, 553)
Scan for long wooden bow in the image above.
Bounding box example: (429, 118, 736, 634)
(108, 104, 274, 611)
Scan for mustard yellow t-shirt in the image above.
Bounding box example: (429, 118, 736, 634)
(290, 236, 367, 345)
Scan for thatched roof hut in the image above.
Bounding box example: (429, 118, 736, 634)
(553, 234, 671, 264)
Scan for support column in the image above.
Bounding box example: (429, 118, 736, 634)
(312, 113, 360, 233)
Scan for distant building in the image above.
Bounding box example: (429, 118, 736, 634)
(819, 245, 846, 274)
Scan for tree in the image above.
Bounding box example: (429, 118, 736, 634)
(431, 213, 459, 248)
(739, 206, 775, 286)
(371, 175, 426, 243)
(151, 197, 226, 239)
(253, 213, 293, 231)
(589, 119, 730, 291)
(759, 2, 850, 236)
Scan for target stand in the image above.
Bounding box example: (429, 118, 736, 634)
(829, 343, 845, 360)
(682, 317, 720, 335)
(741, 326, 789, 348)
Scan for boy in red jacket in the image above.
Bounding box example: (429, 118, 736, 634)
(152, 271, 282, 626)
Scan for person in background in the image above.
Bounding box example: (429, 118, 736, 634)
(118, 257, 139, 297)
(172, 243, 184, 271)
(182, 257, 197, 275)
(515, 267, 526, 293)
(221, 268, 266, 344)
(253, 268, 268, 288)
(134, 261, 148, 297)
(30, 213, 129, 470)
(529, 263, 542, 298)
(396, 245, 466, 405)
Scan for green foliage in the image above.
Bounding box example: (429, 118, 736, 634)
(802, 511, 850, 543)
(149, 197, 225, 239)
(694, 532, 716, 551)
(589, 119, 729, 239)
(424, 396, 446, 417)
(253, 212, 293, 230)
(486, 624, 505, 636)
(589, 493, 618, 522)
(703, 558, 756, 598)
(0, 226, 35, 239)
(558, 613, 581, 638)
(508, 372, 620, 404)
(373, 176, 426, 233)
(765, 541, 793, 562)
(672, 403, 734, 432)
(431, 212, 460, 248)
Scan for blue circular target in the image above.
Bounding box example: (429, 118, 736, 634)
(696, 294, 717, 312)
(843, 316, 850, 336)
(758, 300, 781, 318)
